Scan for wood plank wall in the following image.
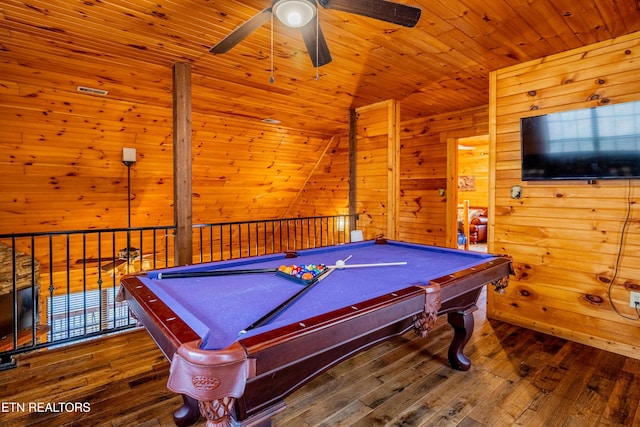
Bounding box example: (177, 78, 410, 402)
(458, 135, 490, 208)
(351, 100, 399, 240)
(190, 112, 333, 223)
(0, 42, 342, 295)
(0, 48, 334, 211)
(489, 32, 640, 359)
(0, 30, 489, 263)
(286, 135, 351, 218)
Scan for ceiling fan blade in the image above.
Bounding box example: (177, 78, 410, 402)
(76, 257, 117, 264)
(318, 0, 421, 28)
(209, 8, 272, 54)
(299, 21, 332, 67)
(101, 259, 127, 271)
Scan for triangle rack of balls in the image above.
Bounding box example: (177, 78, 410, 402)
(277, 263, 329, 285)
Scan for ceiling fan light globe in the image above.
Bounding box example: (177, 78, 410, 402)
(273, 0, 316, 28)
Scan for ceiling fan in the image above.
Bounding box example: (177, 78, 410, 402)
(76, 247, 160, 277)
(209, 0, 422, 67)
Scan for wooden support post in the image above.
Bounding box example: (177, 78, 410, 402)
(173, 63, 192, 266)
(387, 100, 400, 240)
(445, 136, 459, 249)
(349, 109, 357, 232)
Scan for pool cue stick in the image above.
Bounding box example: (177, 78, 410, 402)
(239, 255, 353, 335)
(156, 268, 278, 279)
(326, 261, 407, 269)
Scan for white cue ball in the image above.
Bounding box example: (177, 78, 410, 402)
(335, 259, 346, 269)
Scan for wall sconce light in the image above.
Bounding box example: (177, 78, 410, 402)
(122, 147, 136, 166)
(337, 216, 346, 232)
(273, 0, 316, 28)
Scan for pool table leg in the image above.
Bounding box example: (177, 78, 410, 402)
(173, 395, 200, 427)
(447, 309, 474, 371)
(174, 395, 238, 427)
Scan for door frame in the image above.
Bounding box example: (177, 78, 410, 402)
(443, 132, 492, 250)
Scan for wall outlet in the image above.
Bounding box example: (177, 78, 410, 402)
(631, 291, 640, 308)
(511, 185, 522, 199)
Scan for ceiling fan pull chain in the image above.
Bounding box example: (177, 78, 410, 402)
(270, 12, 275, 84)
(315, 8, 319, 81)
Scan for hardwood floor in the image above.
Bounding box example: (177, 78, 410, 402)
(1, 288, 638, 427)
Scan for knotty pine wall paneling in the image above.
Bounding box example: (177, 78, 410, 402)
(489, 32, 640, 359)
(282, 135, 352, 247)
(457, 135, 490, 209)
(0, 42, 340, 294)
(0, 55, 177, 296)
(351, 100, 400, 240)
(398, 106, 489, 246)
(285, 135, 350, 217)
(190, 112, 334, 223)
(189, 112, 339, 258)
(289, 103, 492, 247)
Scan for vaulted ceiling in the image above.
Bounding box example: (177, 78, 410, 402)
(1, 0, 639, 134)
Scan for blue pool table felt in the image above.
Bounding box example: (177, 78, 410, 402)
(142, 240, 495, 350)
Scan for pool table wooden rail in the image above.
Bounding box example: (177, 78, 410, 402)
(118, 253, 512, 427)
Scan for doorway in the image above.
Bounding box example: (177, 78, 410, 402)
(456, 135, 489, 253)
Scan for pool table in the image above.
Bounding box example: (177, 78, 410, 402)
(118, 239, 511, 427)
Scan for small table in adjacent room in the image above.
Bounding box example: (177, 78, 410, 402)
(118, 239, 512, 427)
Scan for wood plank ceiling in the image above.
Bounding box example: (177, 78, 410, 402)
(1, 0, 639, 135)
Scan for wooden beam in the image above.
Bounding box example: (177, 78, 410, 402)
(387, 100, 400, 240)
(173, 63, 192, 266)
(445, 135, 459, 249)
(349, 109, 358, 232)
(488, 70, 498, 255)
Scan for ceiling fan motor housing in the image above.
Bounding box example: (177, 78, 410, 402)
(273, 0, 317, 28)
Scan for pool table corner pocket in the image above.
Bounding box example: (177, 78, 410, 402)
(167, 341, 254, 427)
(412, 282, 442, 338)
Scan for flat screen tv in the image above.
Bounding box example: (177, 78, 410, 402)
(520, 100, 640, 181)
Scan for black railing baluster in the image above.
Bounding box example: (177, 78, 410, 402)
(0, 215, 355, 359)
(47, 235, 54, 344)
(314, 218, 318, 247)
(30, 235, 36, 345)
(246, 223, 251, 257)
(199, 227, 204, 263)
(270, 221, 275, 254)
(332, 217, 336, 245)
(98, 232, 105, 330)
(209, 225, 213, 263)
(11, 236, 17, 351)
(253, 222, 257, 256)
(138, 229, 143, 266)
(65, 234, 71, 339)
(152, 231, 157, 270)
(326, 218, 330, 245)
(82, 233, 87, 335)
(219, 226, 223, 261)
(262, 222, 267, 255)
